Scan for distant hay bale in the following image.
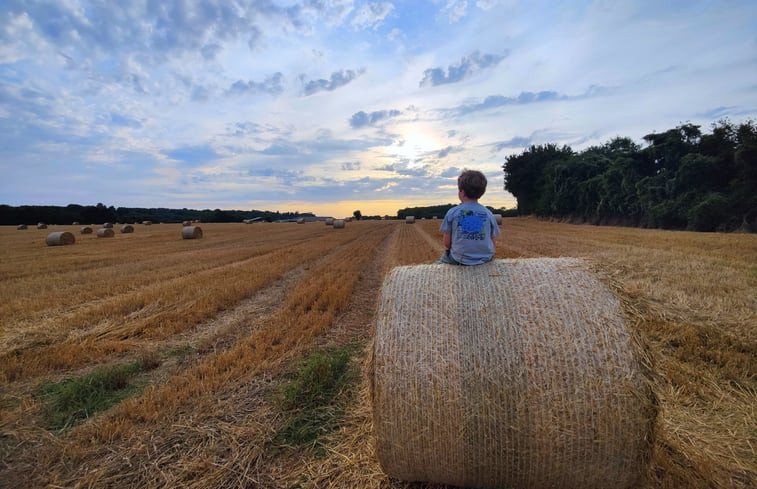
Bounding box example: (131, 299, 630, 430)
(46, 231, 75, 246)
(182, 226, 203, 239)
(80, 226, 93, 234)
(332, 219, 345, 229)
(242, 219, 250, 224)
(142, 220, 153, 225)
(97, 228, 114, 238)
(405, 216, 415, 224)
(103, 222, 113, 228)
(373, 258, 656, 489)
(72, 221, 80, 225)
(495, 213, 503, 225)
(297, 218, 305, 224)
(326, 218, 334, 226)
(17, 224, 27, 230)
(182, 220, 192, 226)
(120, 225, 134, 233)
(37, 223, 47, 229)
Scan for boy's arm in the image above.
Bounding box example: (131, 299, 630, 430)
(443, 232, 451, 250)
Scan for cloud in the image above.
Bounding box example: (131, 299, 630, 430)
(227, 72, 284, 96)
(492, 136, 532, 151)
(341, 161, 361, 170)
(300, 68, 364, 96)
(452, 86, 611, 116)
(349, 109, 401, 128)
(376, 162, 429, 176)
(351, 2, 395, 30)
(164, 145, 221, 166)
(440, 0, 469, 23)
(420, 50, 507, 87)
(441, 166, 461, 177)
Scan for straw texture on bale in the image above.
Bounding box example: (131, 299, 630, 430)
(17, 224, 27, 230)
(332, 219, 345, 229)
(80, 226, 93, 234)
(405, 216, 415, 224)
(37, 223, 47, 229)
(45, 231, 75, 246)
(182, 225, 203, 239)
(120, 225, 134, 233)
(373, 258, 655, 489)
(103, 222, 113, 228)
(97, 228, 114, 238)
(494, 213, 503, 225)
(326, 218, 334, 225)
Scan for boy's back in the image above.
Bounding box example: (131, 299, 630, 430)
(441, 201, 499, 265)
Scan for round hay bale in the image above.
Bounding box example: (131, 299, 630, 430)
(72, 221, 80, 225)
(143, 220, 153, 225)
(97, 228, 114, 238)
(17, 224, 27, 230)
(46, 231, 75, 246)
(405, 216, 415, 224)
(80, 226, 93, 234)
(182, 226, 203, 239)
(373, 258, 655, 489)
(103, 222, 113, 228)
(297, 218, 305, 224)
(182, 220, 192, 227)
(37, 223, 47, 229)
(332, 219, 345, 229)
(120, 225, 134, 233)
(325, 218, 334, 226)
(494, 213, 503, 225)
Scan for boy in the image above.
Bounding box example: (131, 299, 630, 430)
(437, 169, 499, 265)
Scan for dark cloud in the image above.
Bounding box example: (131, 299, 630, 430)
(376, 162, 428, 176)
(227, 72, 284, 96)
(492, 136, 533, 151)
(420, 50, 507, 87)
(452, 86, 611, 116)
(341, 161, 361, 170)
(300, 68, 364, 96)
(437, 146, 457, 158)
(349, 109, 401, 128)
(441, 167, 461, 177)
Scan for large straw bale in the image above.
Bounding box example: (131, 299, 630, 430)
(80, 226, 93, 234)
(97, 228, 114, 238)
(45, 231, 75, 246)
(333, 219, 345, 229)
(120, 225, 134, 233)
(182, 225, 203, 239)
(17, 224, 27, 230)
(373, 258, 655, 489)
(405, 216, 415, 224)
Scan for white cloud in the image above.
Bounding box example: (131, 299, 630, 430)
(351, 2, 395, 30)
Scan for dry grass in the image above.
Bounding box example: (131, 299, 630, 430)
(0, 218, 754, 488)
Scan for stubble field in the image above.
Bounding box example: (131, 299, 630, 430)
(0, 218, 754, 488)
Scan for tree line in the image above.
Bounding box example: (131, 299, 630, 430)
(0, 203, 313, 225)
(502, 120, 756, 232)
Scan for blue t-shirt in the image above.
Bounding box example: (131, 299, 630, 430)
(440, 202, 500, 265)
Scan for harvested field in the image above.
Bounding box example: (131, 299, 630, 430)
(0, 218, 754, 489)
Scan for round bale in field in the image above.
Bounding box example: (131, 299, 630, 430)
(296, 218, 305, 224)
(332, 219, 345, 229)
(80, 226, 93, 234)
(17, 224, 27, 230)
(373, 258, 656, 489)
(103, 222, 113, 228)
(494, 213, 503, 225)
(37, 223, 47, 229)
(46, 231, 75, 246)
(405, 216, 415, 224)
(120, 225, 134, 233)
(183, 220, 192, 226)
(143, 220, 153, 225)
(182, 226, 203, 239)
(97, 228, 114, 238)
(325, 218, 334, 226)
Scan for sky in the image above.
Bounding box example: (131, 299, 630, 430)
(1, 0, 756, 218)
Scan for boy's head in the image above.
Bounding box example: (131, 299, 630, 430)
(458, 169, 487, 200)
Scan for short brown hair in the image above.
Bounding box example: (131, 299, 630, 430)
(458, 169, 487, 199)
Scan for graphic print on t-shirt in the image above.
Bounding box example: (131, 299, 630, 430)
(458, 210, 487, 240)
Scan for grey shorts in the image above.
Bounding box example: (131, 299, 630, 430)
(436, 249, 461, 265)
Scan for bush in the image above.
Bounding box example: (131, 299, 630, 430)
(687, 193, 730, 232)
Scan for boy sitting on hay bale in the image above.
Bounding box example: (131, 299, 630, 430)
(437, 169, 499, 265)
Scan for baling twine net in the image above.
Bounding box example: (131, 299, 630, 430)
(372, 258, 656, 489)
